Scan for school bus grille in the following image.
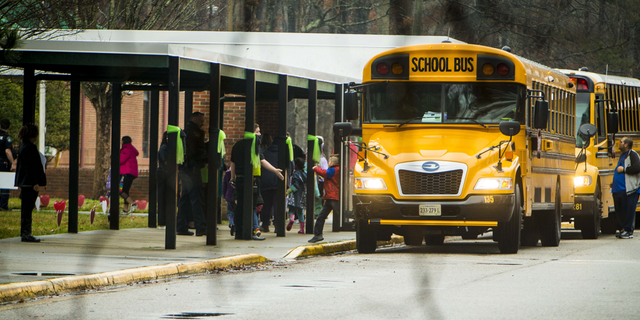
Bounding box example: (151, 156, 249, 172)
(398, 169, 463, 195)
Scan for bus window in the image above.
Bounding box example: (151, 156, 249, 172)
(575, 94, 590, 146)
(363, 82, 525, 124)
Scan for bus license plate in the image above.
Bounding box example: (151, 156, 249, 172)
(419, 204, 441, 216)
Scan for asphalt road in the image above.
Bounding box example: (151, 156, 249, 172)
(2, 230, 639, 319)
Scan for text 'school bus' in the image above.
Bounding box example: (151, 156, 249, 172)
(335, 43, 578, 254)
(558, 68, 640, 238)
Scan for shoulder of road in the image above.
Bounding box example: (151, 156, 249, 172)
(0, 227, 403, 303)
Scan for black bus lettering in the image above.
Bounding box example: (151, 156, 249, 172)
(411, 57, 418, 72)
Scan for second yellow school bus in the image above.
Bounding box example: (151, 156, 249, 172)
(558, 68, 640, 237)
(344, 43, 577, 254)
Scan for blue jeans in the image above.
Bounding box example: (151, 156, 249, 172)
(614, 191, 639, 233)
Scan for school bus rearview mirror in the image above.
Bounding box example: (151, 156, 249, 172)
(333, 122, 353, 138)
(607, 112, 618, 134)
(344, 92, 359, 121)
(533, 100, 549, 129)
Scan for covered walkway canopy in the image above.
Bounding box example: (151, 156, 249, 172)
(1, 30, 460, 248)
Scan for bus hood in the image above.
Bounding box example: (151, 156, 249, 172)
(366, 127, 508, 165)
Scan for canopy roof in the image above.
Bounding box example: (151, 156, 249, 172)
(4, 30, 461, 98)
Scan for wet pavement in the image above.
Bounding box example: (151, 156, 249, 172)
(0, 220, 356, 286)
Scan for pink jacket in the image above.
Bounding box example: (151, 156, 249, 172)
(120, 143, 139, 177)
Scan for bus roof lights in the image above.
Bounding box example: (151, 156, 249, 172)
(577, 78, 588, 90)
(482, 63, 495, 76)
(392, 63, 404, 75)
(376, 63, 389, 75)
(497, 63, 509, 76)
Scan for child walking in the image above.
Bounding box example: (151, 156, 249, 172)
(308, 154, 340, 243)
(286, 158, 307, 234)
(222, 164, 236, 236)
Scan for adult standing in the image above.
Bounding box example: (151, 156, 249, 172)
(156, 132, 169, 227)
(230, 123, 283, 240)
(260, 135, 290, 232)
(177, 112, 208, 236)
(0, 119, 15, 211)
(14, 124, 46, 242)
(613, 137, 640, 239)
(119, 136, 139, 214)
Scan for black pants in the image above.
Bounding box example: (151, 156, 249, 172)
(614, 191, 639, 233)
(0, 160, 10, 209)
(156, 170, 166, 226)
(20, 186, 38, 238)
(260, 189, 277, 227)
(234, 177, 261, 240)
(177, 167, 206, 234)
(314, 199, 338, 236)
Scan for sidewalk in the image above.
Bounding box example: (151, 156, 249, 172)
(0, 219, 383, 303)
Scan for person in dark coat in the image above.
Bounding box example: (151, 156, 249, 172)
(177, 112, 208, 236)
(156, 132, 169, 227)
(14, 124, 46, 242)
(259, 135, 291, 232)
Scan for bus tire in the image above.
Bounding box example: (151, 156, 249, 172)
(404, 235, 424, 246)
(424, 234, 445, 245)
(578, 182, 602, 240)
(541, 181, 562, 247)
(521, 216, 539, 246)
(600, 212, 619, 234)
(356, 219, 377, 254)
(498, 183, 522, 254)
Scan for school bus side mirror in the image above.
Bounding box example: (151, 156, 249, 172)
(499, 121, 521, 137)
(607, 112, 619, 134)
(533, 100, 549, 129)
(344, 92, 359, 121)
(578, 123, 597, 148)
(333, 122, 353, 139)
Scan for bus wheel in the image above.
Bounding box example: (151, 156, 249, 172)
(356, 219, 377, 254)
(404, 235, 424, 246)
(424, 235, 445, 245)
(600, 212, 619, 234)
(578, 183, 602, 239)
(541, 181, 562, 247)
(498, 183, 522, 254)
(521, 216, 539, 246)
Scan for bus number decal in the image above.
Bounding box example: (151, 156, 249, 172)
(484, 195, 494, 204)
(411, 57, 474, 73)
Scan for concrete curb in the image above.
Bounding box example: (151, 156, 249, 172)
(0, 236, 406, 303)
(0, 253, 268, 303)
(283, 235, 404, 259)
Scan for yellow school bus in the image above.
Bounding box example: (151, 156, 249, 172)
(558, 68, 640, 237)
(340, 43, 577, 254)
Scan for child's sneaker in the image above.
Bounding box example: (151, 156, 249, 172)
(129, 203, 138, 213)
(286, 219, 294, 231)
(120, 209, 129, 216)
(308, 235, 324, 243)
(254, 228, 262, 237)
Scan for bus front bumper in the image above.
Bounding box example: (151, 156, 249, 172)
(570, 195, 597, 217)
(353, 194, 515, 226)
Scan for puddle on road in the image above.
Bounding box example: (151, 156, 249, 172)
(12, 272, 76, 276)
(162, 312, 233, 319)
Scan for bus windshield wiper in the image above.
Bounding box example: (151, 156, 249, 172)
(397, 116, 424, 128)
(453, 117, 487, 128)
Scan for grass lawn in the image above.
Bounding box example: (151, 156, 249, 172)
(0, 198, 149, 240)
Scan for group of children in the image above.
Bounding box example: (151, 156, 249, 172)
(222, 153, 340, 243)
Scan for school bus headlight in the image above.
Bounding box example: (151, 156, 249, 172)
(482, 63, 495, 76)
(574, 176, 592, 188)
(355, 178, 387, 190)
(474, 178, 513, 190)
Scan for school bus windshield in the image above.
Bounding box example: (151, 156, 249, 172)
(363, 82, 526, 124)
